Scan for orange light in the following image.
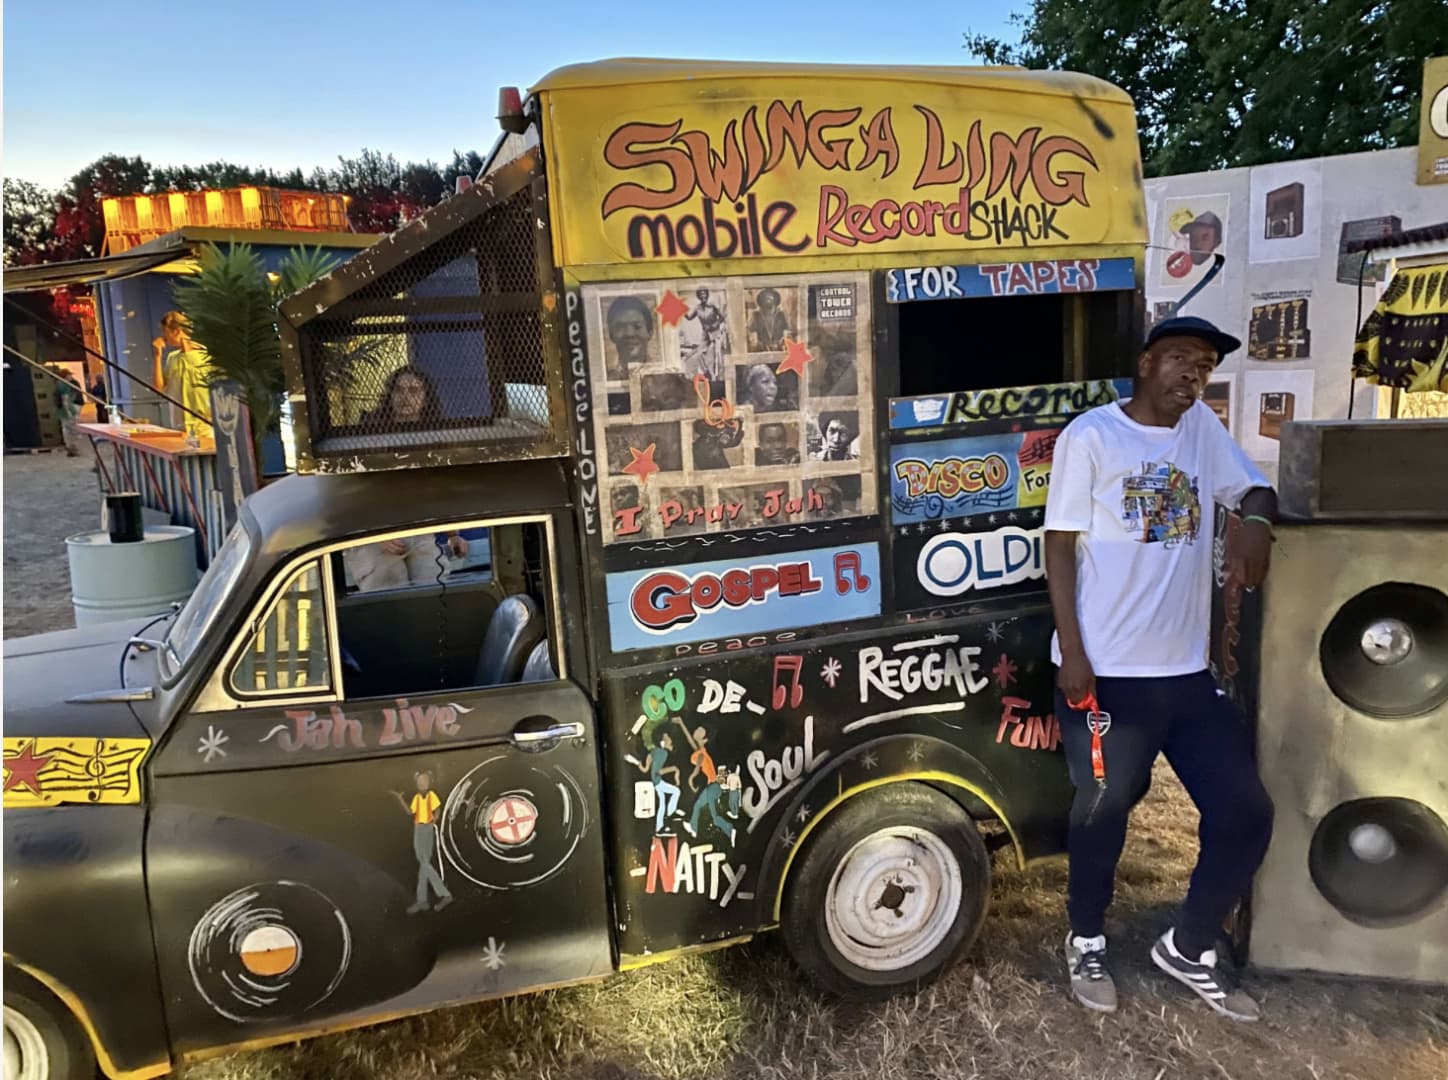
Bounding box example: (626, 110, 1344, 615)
(168, 192, 188, 227)
(204, 190, 224, 222)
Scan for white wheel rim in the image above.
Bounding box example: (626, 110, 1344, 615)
(4, 1004, 49, 1080)
(823, 825, 963, 972)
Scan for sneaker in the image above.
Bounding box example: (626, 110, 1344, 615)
(1151, 929, 1260, 1021)
(681, 821, 697, 838)
(433, 895, 453, 912)
(1065, 931, 1118, 1013)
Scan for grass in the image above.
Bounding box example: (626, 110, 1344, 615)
(179, 765, 1448, 1080)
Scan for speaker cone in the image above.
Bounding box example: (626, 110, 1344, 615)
(1320, 583, 1448, 718)
(1308, 798, 1448, 926)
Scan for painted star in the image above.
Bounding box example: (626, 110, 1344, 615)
(820, 658, 843, 688)
(906, 743, 926, 763)
(935, 517, 951, 531)
(623, 443, 661, 485)
(3, 741, 52, 795)
(480, 936, 507, 971)
(992, 654, 1019, 689)
(198, 725, 229, 763)
(986, 621, 1006, 643)
(782, 829, 798, 848)
(860, 751, 879, 770)
(775, 337, 814, 380)
(796, 804, 811, 824)
(988, 515, 999, 525)
(655, 290, 689, 327)
(1008, 511, 1019, 522)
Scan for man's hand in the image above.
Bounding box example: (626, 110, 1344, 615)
(446, 533, 469, 559)
(1228, 520, 1272, 589)
(379, 538, 409, 557)
(1058, 648, 1096, 708)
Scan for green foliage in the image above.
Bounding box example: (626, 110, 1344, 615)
(171, 243, 339, 441)
(3, 178, 58, 265)
(966, 0, 1448, 176)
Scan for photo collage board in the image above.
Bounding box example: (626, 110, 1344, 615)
(583, 272, 877, 545)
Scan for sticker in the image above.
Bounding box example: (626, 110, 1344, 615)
(606, 544, 882, 652)
(889, 378, 1131, 430)
(890, 429, 1060, 522)
(885, 257, 1134, 302)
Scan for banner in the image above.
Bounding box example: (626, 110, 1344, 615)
(542, 68, 1146, 268)
(1352, 266, 1448, 392)
(890, 429, 1058, 523)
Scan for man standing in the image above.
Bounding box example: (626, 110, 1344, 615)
(392, 769, 453, 914)
(1043, 316, 1276, 1021)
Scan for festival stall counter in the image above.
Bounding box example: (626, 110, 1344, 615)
(4, 58, 1157, 1080)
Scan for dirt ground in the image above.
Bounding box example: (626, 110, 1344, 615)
(4, 451, 1446, 1080)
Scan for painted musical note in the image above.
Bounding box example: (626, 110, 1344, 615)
(771, 655, 804, 710)
(832, 550, 871, 595)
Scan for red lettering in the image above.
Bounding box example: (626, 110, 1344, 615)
(985, 128, 1041, 201)
(763, 100, 810, 172)
(1031, 135, 1097, 207)
(631, 571, 696, 631)
(857, 108, 899, 177)
(721, 568, 753, 607)
(751, 566, 780, 601)
(805, 108, 861, 170)
(913, 106, 964, 188)
(614, 504, 645, 536)
(815, 185, 854, 248)
(646, 835, 678, 893)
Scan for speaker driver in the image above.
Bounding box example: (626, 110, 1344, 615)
(1319, 583, 1448, 718)
(1308, 798, 1448, 926)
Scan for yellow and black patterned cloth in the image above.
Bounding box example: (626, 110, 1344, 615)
(1352, 265, 1448, 392)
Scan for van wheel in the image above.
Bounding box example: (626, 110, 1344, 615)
(3, 971, 95, 1080)
(781, 783, 990, 1000)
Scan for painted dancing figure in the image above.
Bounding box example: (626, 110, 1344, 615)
(673, 718, 736, 845)
(393, 770, 453, 914)
(629, 731, 682, 832)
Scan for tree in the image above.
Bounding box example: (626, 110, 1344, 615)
(966, 0, 1448, 176)
(3, 179, 59, 266)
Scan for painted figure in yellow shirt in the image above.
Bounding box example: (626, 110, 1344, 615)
(392, 770, 454, 913)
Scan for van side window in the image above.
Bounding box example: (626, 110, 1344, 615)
(229, 562, 331, 696)
(331, 520, 557, 700)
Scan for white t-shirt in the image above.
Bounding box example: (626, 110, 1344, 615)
(1045, 399, 1268, 677)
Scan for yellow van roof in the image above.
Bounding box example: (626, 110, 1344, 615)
(531, 57, 1133, 106)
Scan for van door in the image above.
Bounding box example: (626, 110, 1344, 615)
(145, 513, 612, 1056)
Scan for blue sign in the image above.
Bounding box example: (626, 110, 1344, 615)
(888, 378, 1133, 431)
(606, 543, 881, 652)
(885, 258, 1136, 303)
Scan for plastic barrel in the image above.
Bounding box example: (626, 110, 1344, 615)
(66, 526, 200, 627)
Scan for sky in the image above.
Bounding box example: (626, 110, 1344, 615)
(2, 0, 1025, 191)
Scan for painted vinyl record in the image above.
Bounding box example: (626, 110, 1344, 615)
(439, 756, 588, 890)
(188, 881, 352, 1024)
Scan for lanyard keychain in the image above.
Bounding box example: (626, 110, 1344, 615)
(1069, 692, 1112, 788)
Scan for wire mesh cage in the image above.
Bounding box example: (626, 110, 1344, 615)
(281, 158, 567, 471)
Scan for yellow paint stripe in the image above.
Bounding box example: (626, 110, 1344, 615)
(5, 958, 170, 1080)
(771, 772, 1025, 921)
(617, 932, 757, 973)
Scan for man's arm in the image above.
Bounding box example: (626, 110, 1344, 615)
(1230, 486, 1278, 588)
(1045, 531, 1095, 705)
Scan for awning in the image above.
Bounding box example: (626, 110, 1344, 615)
(1352, 264, 1448, 392)
(2, 249, 188, 293)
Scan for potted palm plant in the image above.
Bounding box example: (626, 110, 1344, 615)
(173, 242, 339, 472)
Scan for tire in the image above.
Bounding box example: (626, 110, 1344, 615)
(781, 783, 991, 1000)
(3, 971, 96, 1080)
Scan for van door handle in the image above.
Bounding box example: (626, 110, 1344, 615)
(510, 716, 585, 747)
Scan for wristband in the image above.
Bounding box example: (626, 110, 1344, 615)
(1242, 514, 1275, 539)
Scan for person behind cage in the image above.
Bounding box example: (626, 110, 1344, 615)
(1044, 315, 1277, 1022)
(392, 769, 453, 914)
(344, 365, 467, 592)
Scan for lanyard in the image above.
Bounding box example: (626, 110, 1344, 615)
(1069, 692, 1113, 787)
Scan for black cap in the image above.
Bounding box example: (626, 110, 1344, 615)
(1145, 315, 1241, 362)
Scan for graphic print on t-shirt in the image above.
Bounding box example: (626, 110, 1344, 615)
(1120, 461, 1201, 547)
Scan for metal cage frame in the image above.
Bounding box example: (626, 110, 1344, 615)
(279, 152, 569, 474)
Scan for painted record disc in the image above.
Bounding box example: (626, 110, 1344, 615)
(438, 756, 589, 890)
(188, 881, 352, 1024)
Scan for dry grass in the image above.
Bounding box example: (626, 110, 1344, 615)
(5, 455, 1443, 1080)
(180, 768, 1448, 1080)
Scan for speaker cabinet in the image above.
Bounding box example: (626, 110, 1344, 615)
(1258, 392, 1295, 440)
(1249, 523, 1448, 982)
(1264, 182, 1305, 239)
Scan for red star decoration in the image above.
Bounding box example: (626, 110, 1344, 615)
(776, 336, 814, 379)
(655, 291, 689, 327)
(992, 654, 1019, 690)
(623, 443, 661, 485)
(3, 741, 52, 795)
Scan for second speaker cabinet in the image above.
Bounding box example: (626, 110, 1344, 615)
(1249, 523, 1448, 982)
